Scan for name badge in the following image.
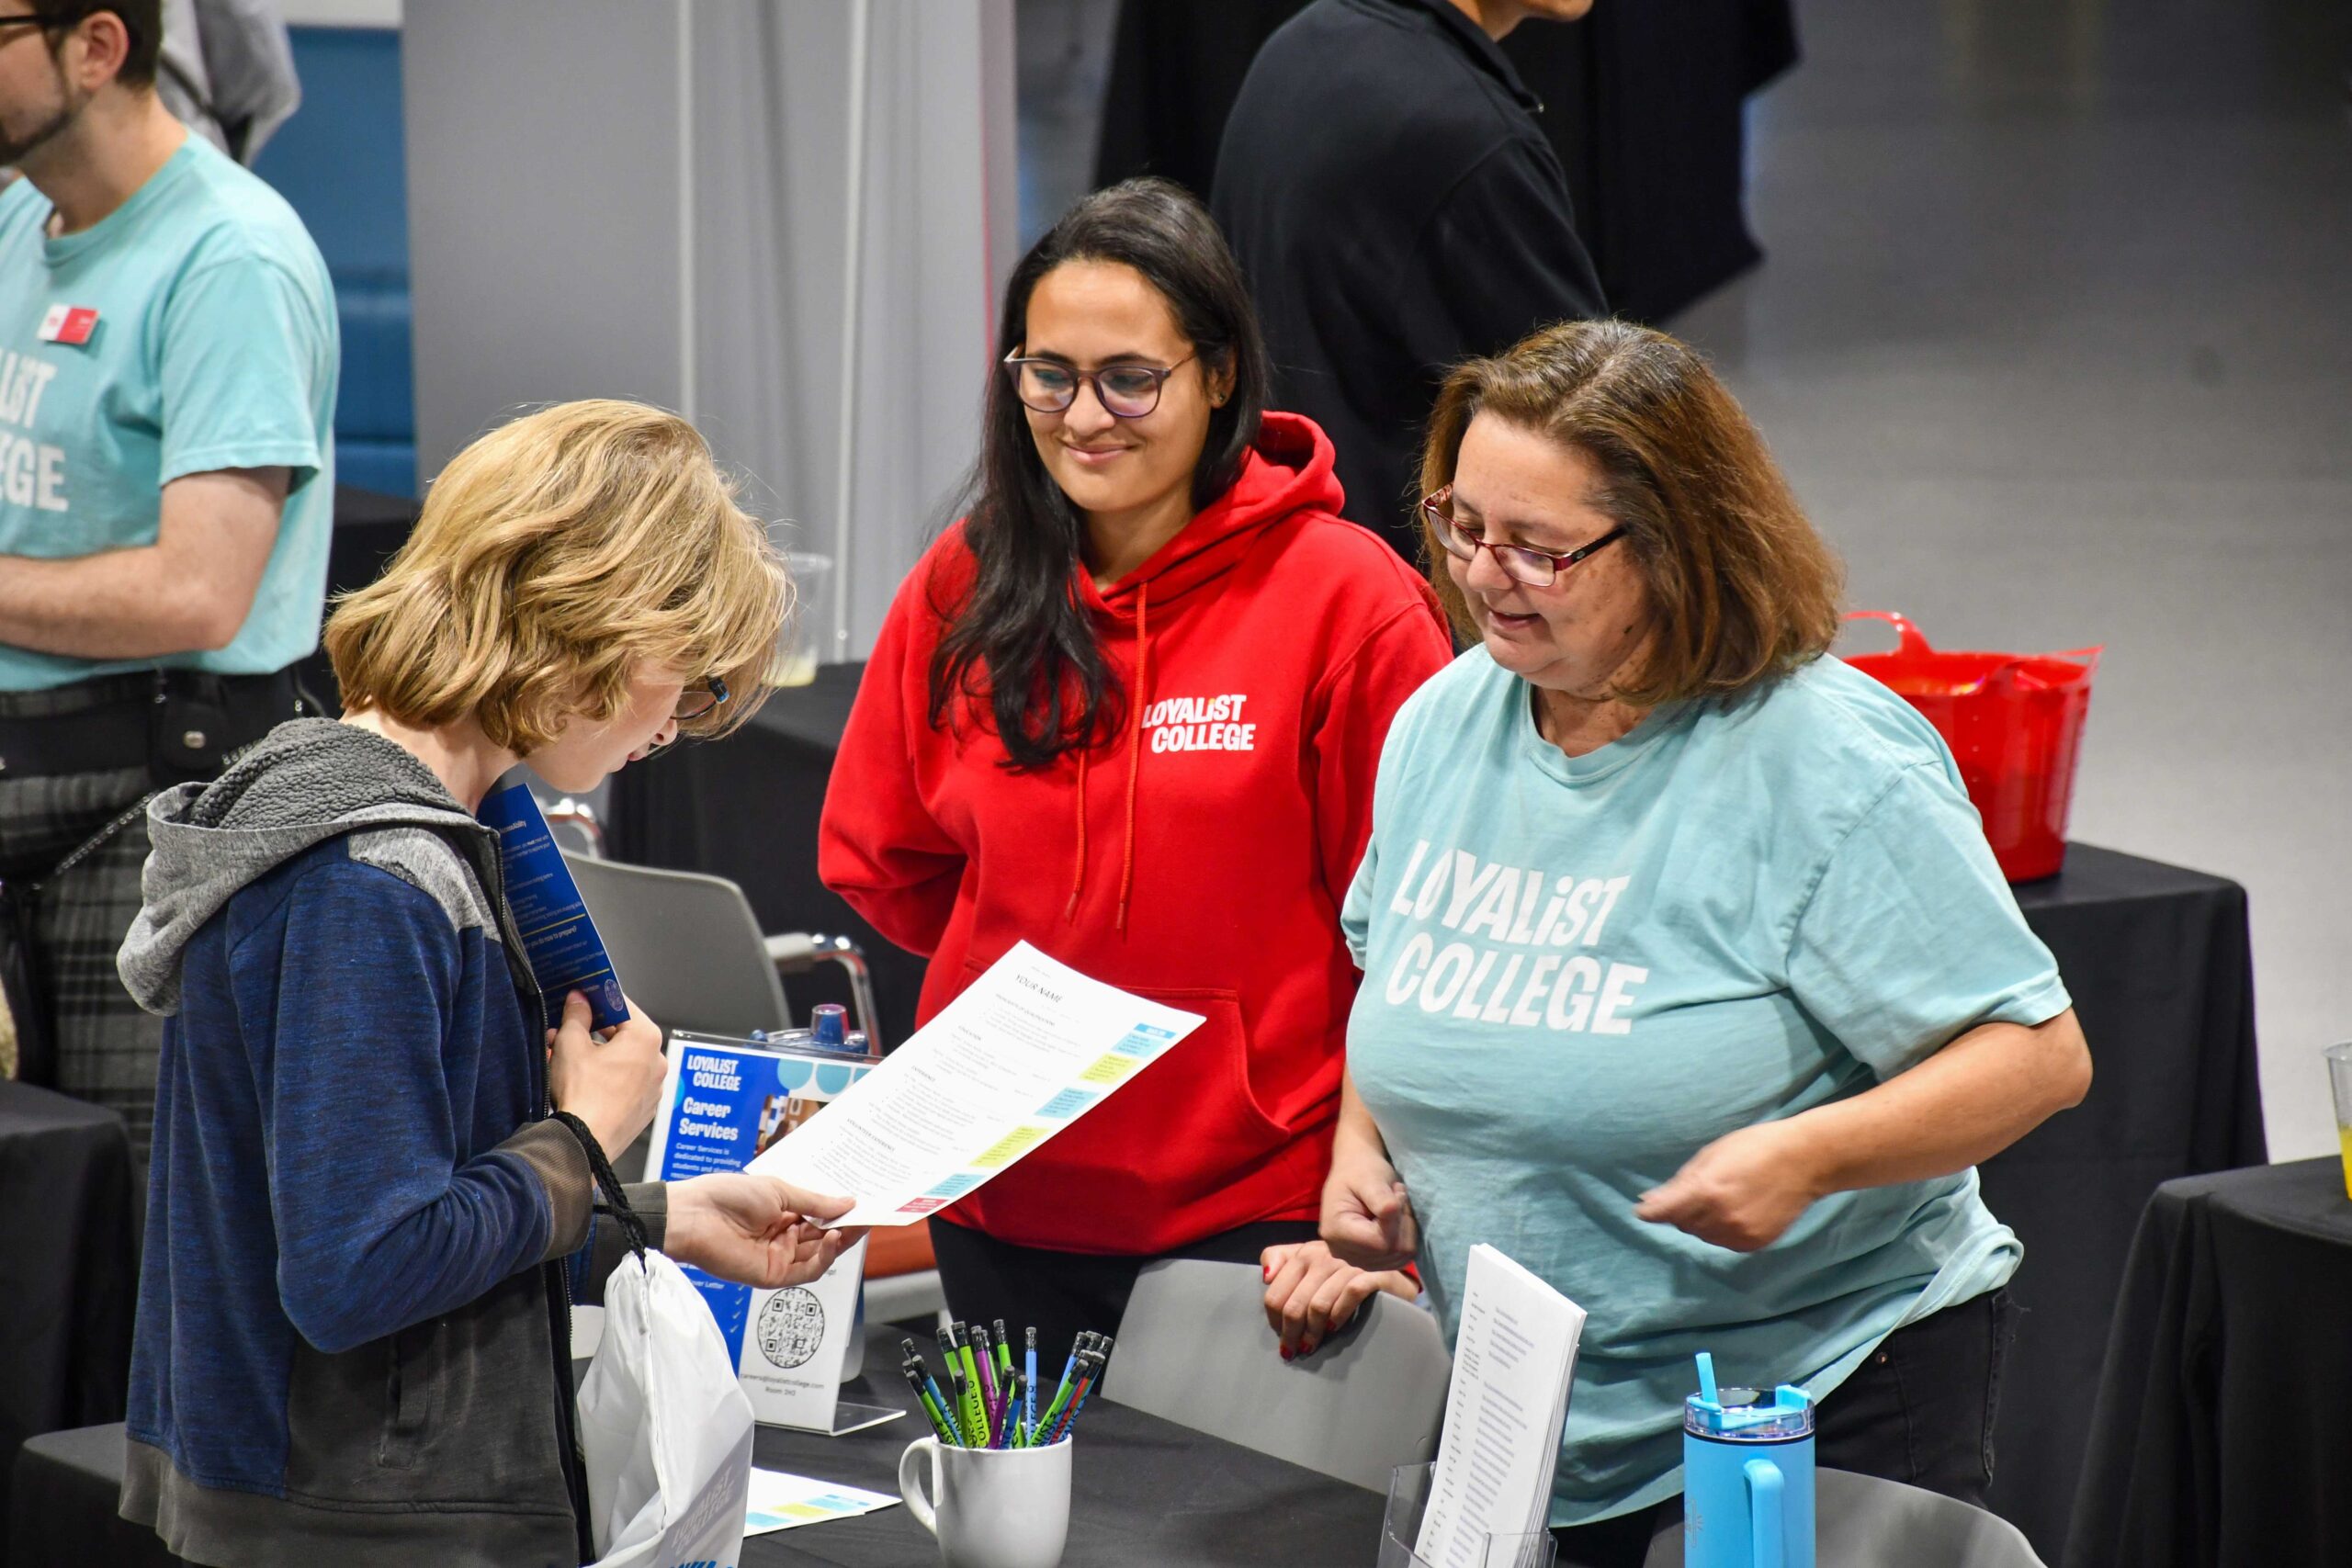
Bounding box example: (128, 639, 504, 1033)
(37, 305, 98, 346)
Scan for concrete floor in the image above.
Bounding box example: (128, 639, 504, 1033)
(1671, 0, 2352, 1160)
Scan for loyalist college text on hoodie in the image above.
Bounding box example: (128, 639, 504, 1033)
(820, 412, 1452, 1255)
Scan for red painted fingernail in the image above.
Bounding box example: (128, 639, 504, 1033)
(1302, 1339, 1317, 1356)
(1280, 1347, 1294, 1361)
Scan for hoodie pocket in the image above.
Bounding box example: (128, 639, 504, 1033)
(377, 1319, 441, 1470)
(961, 960, 1292, 1212)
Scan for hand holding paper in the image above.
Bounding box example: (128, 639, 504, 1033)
(746, 942, 1204, 1227)
(663, 1173, 864, 1289)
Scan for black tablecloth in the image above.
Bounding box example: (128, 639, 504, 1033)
(613, 675, 2267, 1558)
(746, 1321, 1382, 1566)
(1091, 0, 1798, 322)
(1981, 845, 2265, 1560)
(0, 1082, 139, 1568)
(2064, 1158, 2349, 1568)
(8, 1323, 1382, 1568)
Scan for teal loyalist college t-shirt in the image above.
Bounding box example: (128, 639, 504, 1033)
(1341, 651, 2071, 1526)
(0, 135, 337, 691)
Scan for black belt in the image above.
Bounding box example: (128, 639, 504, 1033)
(0, 668, 306, 782)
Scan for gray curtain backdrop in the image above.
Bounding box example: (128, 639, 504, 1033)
(404, 0, 1018, 662)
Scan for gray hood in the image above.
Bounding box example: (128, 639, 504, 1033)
(119, 718, 501, 1015)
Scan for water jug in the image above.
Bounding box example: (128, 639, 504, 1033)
(1682, 1359, 1814, 1568)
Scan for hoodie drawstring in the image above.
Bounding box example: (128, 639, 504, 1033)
(1116, 582, 1150, 935)
(1064, 744, 1089, 922)
(1063, 581, 1151, 935)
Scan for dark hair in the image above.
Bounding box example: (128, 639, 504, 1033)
(40, 1, 162, 88)
(927, 177, 1271, 769)
(1419, 320, 1843, 705)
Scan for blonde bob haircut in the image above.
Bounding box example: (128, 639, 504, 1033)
(325, 399, 790, 753)
(1420, 320, 1843, 707)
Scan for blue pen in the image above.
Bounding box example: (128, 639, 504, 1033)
(1047, 1334, 1086, 1416)
(1024, 1326, 1038, 1444)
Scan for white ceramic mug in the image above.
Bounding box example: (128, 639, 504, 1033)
(898, 1436, 1072, 1568)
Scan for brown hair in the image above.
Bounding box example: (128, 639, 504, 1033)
(325, 400, 789, 754)
(40, 2, 162, 89)
(1419, 320, 1843, 706)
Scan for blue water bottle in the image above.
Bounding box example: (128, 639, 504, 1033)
(1681, 1354, 1815, 1568)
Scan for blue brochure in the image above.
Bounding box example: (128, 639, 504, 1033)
(478, 776, 627, 1032)
(649, 1032, 876, 1371)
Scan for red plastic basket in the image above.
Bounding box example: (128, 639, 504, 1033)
(1844, 612, 2100, 882)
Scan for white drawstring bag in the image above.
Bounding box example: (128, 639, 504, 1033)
(575, 1247, 756, 1568)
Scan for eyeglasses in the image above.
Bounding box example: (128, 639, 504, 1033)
(1423, 486, 1628, 588)
(672, 674, 729, 724)
(1002, 349, 1196, 420)
(0, 13, 59, 39)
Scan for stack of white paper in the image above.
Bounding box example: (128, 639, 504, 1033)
(1414, 1245, 1586, 1568)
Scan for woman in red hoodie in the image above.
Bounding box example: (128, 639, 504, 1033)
(820, 179, 1452, 1360)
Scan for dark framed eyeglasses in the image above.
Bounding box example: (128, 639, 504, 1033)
(1002, 349, 1197, 420)
(1422, 486, 1628, 589)
(0, 12, 61, 39)
(672, 674, 729, 724)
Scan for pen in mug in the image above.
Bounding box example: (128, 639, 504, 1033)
(934, 1326, 971, 1443)
(1050, 1350, 1105, 1444)
(907, 1338, 960, 1446)
(993, 1318, 1015, 1385)
(951, 1332, 986, 1447)
(1057, 1340, 1114, 1443)
(904, 1359, 958, 1445)
(1045, 1332, 1087, 1422)
(1024, 1326, 1039, 1443)
(971, 1322, 1002, 1422)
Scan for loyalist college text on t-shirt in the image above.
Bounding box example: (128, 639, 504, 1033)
(0, 135, 337, 690)
(1342, 650, 2071, 1526)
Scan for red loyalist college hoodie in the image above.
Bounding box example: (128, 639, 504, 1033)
(820, 413, 1452, 1253)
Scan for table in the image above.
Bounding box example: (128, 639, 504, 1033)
(745, 1324, 1384, 1565)
(612, 676, 2267, 1559)
(8, 1320, 1386, 1568)
(1980, 845, 2265, 1560)
(2063, 1158, 2351, 1568)
(0, 1082, 139, 1568)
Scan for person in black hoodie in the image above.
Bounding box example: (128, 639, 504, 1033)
(115, 400, 860, 1567)
(1211, 0, 1606, 559)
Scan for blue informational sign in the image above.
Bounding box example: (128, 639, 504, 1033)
(651, 1035, 875, 1364)
(478, 777, 627, 1032)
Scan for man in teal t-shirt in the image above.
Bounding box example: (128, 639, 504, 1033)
(0, 0, 335, 1160)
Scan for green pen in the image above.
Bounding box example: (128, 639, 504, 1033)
(935, 1326, 976, 1444)
(955, 1326, 988, 1443)
(1044, 1332, 1087, 1420)
(993, 1318, 1015, 1385)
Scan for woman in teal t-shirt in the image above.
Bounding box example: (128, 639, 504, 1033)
(1325, 321, 2092, 1566)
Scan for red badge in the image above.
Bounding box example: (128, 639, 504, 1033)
(37, 305, 98, 346)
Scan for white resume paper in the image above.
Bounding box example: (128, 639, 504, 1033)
(1415, 1244, 1586, 1568)
(745, 942, 1203, 1227)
